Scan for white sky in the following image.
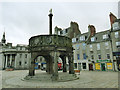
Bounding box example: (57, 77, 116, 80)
(0, 0, 119, 46)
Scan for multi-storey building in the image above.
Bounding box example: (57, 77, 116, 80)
(55, 12, 120, 71)
(0, 33, 30, 70)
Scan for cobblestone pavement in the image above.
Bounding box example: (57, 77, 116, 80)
(1, 70, 118, 88)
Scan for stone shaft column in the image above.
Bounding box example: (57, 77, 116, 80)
(29, 54, 35, 76)
(68, 54, 74, 74)
(48, 12, 53, 35)
(62, 56, 67, 72)
(50, 51, 59, 81)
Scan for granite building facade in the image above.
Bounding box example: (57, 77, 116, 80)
(55, 12, 120, 71)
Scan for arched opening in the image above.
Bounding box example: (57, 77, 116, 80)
(34, 56, 46, 70)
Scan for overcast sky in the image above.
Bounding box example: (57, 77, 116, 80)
(0, 1, 118, 46)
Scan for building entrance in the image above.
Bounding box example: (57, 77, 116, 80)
(89, 64, 93, 71)
(101, 63, 106, 71)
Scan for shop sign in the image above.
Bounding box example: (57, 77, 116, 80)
(107, 63, 112, 70)
(95, 63, 100, 70)
(96, 60, 110, 63)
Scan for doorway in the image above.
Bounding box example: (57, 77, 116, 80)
(89, 64, 93, 71)
(101, 63, 106, 71)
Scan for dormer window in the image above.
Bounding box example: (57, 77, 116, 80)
(112, 22, 120, 30)
(80, 36, 85, 41)
(58, 31, 60, 35)
(116, 42, 120, 46)
(72, 38, 76, 43)
(115, 32, 119, 38)
(91, 37, 95, 42)
(60, 31, 63, 34)
(103, 34, 108, 39)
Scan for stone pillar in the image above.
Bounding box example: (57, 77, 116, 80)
(14, 54, 17, 69)
(5, 55, 8, 68)
(62, 56, 67, 72)
(29, 54, 35, 76)
(50, 51, 59, 81)
(3, 55, 6, 69)
(68, 54, 74, 74)
(46, 56, 53, 74)
(10, 54, 12, 67)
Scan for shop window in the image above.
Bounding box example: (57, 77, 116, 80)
(82, 63, 86, 69)
(107, 54, 110, 59)
(77, 54, 80, 60)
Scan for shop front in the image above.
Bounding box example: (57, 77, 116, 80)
(96, 60, 113, 71)
(113, 52, 120, 71)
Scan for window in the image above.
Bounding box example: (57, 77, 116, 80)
(116, 42, 120, 46)
(60, 31, 63, 34)
(20, 47, 22, 50)
(72, 38, 76, 43)
(25, 54, 27, 58)
(82, 63, 86, 69)
(65, 29, 68, 33)
(19, 61, 22, 66)
(83, 53, 87, 59)
(105, 42, 109, 49)
(58, 31, 60, 35)
(112, 22, 120, 30)
(80, 36, 85, 41)
(74, 63, 77, 69)
(76, 44, 80, 50)
(90, 45, 93, 51)
(25, 61, 27, 64)
(91, 37, 95, 42)
(115, 32, 119, 38)
(107, 54, 110, 59)
(98, 55, 101, 59)
(20, 54, 22, 58)
(77, 54, 80, 60)
(82, 43, 86, 50)
(103, 34, 108, 39)
(91, 55, 94, 59)
(97, 43, 100, 50)
(76, 38, 79, 41)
